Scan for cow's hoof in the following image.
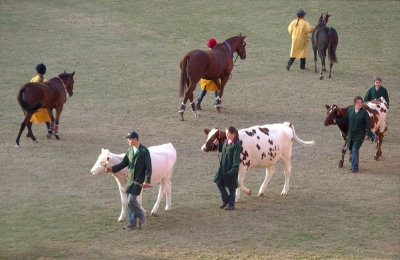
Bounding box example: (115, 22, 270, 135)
(247, 190, 252, 196)
(320, 75, 324, 80)
(118, 218, 124, 223)
(15, 143, 20, 148)
(258, 193, 264, 197)
(281, 193, 288, 197)
(339, 162, 344, 168)
(33, 140, 38, 143)
(374, 156, 378, 161)
(47, 134, 52, 139)
(55, 135, 60, 140)
(194, 111, 200, 117)
(151, 212, 157, 217)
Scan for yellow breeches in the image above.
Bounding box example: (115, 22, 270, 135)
(200, 78, 220, 91)
(30, 108, 51, 123)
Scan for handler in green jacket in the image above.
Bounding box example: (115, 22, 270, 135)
(106, 131, 152, 230)
(335, 97, 375, 173)
(213, 126, 241, 210)
(364, 76, 389, 106)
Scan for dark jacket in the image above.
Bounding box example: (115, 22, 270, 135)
(336, 106, 373, 150)
(214, 139, 241, 189)
(112, 144, 152, 195)
(364, 86, 389, 105)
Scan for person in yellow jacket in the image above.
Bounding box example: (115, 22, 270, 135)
(196, 38, 220, 110)
(286, 9, 314, 71)
(30, 63, 52, 136)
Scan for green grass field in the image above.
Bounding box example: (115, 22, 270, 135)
(1, 0, 399, 259)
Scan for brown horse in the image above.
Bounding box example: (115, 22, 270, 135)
(178, 33, 247, 121)
(312, 13, 338, 80)
(15, 72, 75, 148)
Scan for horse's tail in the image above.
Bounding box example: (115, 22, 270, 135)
(328, 28, 338, 63)
(179, 54, 189, 97)
(17, 87, 42, 113)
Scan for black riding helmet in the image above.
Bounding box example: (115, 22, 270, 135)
(35, 63, 46, 75)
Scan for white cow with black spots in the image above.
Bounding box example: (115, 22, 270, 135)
(201, 122, 314, 202)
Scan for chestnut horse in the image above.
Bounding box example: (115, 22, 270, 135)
(15, 72, 75, 148)
(312, 13, 338, 80)
(178, 33, 247, 121)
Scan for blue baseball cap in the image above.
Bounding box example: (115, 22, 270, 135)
(124, 131, 139, 139)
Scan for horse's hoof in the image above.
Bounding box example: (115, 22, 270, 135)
(179, 111, 184, 121)
(15, 144, 20, 148)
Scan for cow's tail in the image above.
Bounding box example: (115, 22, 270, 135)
(17, 87, 42, 113)
(289, 123, 315, 145)
(179, 55, 189, 98)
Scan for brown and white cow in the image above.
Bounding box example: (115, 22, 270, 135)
(201, 122, 315, 202)
(324, 97, 388, 167)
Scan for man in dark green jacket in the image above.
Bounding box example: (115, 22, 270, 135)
(106, 131, 152, 230)
(364, 76, 389, 105)
(335, 97, 375, 173)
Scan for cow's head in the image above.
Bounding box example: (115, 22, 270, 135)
(201, 128, 227, 152)
(324, 104, 343, 126)
(90, 148, 110, 175)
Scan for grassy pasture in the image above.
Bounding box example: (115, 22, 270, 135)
(1, 0, 399, 259)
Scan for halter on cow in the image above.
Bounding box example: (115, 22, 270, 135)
(178, 33, 247, 121)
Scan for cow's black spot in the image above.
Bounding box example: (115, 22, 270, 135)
(259, 127, 269, 136)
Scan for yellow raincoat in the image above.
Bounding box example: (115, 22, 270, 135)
(30, 75, 51, 123)
(288, 18, 314, 58)
(200, 78, 220, 91)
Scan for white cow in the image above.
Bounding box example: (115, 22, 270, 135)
(90, 143, 176, 222)
(201, 122, 314, 201)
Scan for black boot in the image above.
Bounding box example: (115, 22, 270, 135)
(286, 58, 295, 71)
(196, 100, 202, 110)
(300, 58, 306, 70)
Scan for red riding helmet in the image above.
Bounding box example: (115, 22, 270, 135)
(207, 38, 217, 48)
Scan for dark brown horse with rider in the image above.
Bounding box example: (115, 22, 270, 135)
(15, 72, 75, 147)
(178, 33, 247, 121)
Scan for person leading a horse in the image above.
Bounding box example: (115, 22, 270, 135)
(196, 38, 221, 110)
(286, 9, 314, 71)
(30, 63, 52, 136)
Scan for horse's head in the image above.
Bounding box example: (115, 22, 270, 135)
(236, 33, 247, 60)
(319, 13, 330, 25)
(59, 71, 75, 97)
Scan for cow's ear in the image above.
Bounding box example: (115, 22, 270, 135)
(218, 130, 225, 140)
(204, 128, 210, 135)
(325, 104, 331, 110)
